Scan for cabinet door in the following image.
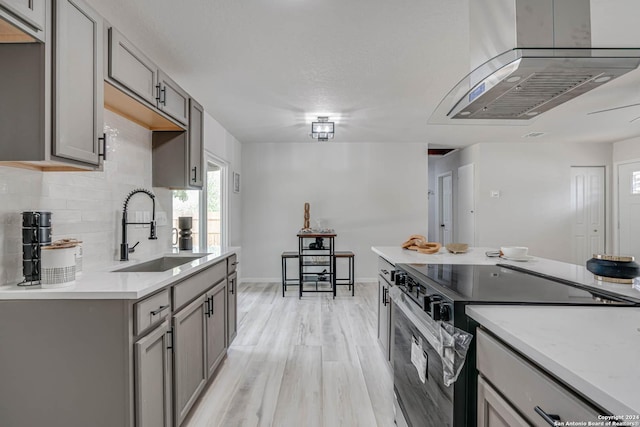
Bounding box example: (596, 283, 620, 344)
(188, 98, 204, 188)
(135, 320, 172, 427)
(0, 0, 45, 31)
(227, 272, 237, 345)
(158, 70, 189, 125)
(377, 278, 390, 360)
(477, 376, 529, 427)
(173, 295, 207, 426)
(206, 281, 227, 377)
(108, 27, 158, 106)
(53, 0, 103, 165)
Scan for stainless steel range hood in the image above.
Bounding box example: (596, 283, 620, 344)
(429, 0, 640, 123)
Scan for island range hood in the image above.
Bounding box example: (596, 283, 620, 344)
(429, 0, 640, 123)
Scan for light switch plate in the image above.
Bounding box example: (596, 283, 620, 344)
(143, 211, 150, 227)
(135, 211, 143, 228)
(156, 211, 167, 226)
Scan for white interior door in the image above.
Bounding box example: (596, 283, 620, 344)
(571, 167, 605, 264)
(438, 172, 453, 245)
(618, 161, 640, 259)
(457, 164, 475, 245)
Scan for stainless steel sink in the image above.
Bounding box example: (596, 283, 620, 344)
(113, 255, 209, 273)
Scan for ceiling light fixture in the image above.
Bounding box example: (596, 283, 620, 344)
(310, 117, 334, 141)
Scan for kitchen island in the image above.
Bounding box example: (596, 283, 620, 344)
(467, 305, 640, 418)
(372, 246, 640, 302)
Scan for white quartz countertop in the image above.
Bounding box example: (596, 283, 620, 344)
(371, 246, 640, 302)
(466, 305, 640, 416)
(0, 247, 239, 300)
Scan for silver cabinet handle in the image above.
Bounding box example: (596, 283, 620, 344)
(534, 406, 561, 426)
(150, 305, 169, 316)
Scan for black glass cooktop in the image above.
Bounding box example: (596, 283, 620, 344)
(397, 263, 635, 305)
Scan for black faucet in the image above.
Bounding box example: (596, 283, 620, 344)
(120, 188, 158, 261)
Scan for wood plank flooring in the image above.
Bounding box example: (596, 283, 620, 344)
(184, 282, 395, 427)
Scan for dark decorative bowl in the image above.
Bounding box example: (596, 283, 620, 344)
(586, 255, 640, 284)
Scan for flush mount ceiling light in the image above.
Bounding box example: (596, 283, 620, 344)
(310, 117, 334, 141)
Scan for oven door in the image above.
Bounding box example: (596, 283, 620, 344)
(392, 293, 453, 427)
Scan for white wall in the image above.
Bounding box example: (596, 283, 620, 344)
(473, 142, 612, 262)
(241, 142, 428, 281)
(613, 136, 640, 163)
(0, 111, 172, 285)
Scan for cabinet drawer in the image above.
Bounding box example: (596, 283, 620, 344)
(476, 329, 603, 426)
(378, 256, 395, 284)
(173, 261, 226, 310)
(228, 254, 238, 275)
(135, 288, 170, 336)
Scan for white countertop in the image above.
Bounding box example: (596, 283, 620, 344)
(0, 246, 239, 300)
(466, 305, 640, 416)
(372, 246, 640, 302)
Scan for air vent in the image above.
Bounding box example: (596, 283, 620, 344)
(454, 71, 598, 120)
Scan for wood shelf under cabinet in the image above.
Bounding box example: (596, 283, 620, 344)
(104, 82, 183, 131)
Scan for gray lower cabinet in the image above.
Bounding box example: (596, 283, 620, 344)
(477, 377, 528, 427)
(173, 294, 208, 426)
(108, 27, 158, 106)
(227, 271, 238, 345)
(158, 70, 189, 125)
(0, 0, 45, 29)
(377, 256, 394, 363)
(377, 276, 391, 360)
(206, 280, 227, 377)
(53, 0, 103, 165)
(135, 320, 173, 427)
(476, 329, 603, 426)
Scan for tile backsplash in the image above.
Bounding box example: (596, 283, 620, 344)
(0, 110, 172, 284)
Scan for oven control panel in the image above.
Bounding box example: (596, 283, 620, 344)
(395, 268, 454, 324)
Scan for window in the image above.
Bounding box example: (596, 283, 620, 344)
(172, 155, 226, 250)
(633, 171, 640, 195)
(172, 190, 202, 248)
(206, 163, 222, 246)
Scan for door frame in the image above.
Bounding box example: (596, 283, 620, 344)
(437, 171, 453, 245)
(199, 150, 229, 248)
(457, 163, 475, 246)
(570, 166, 606, 264)
(613, 157, 640, 255)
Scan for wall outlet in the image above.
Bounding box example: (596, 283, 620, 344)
(490, 190, 501, 198)
(143, 211, 150, 228)
(156, 211, 167, 226)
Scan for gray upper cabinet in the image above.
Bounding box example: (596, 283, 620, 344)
(152, 99, 205, 189)
(188, 98, 204, 187)
(0, 0, 45, 41)
(53, 0, 103, 166)
(134, 320, 173, 427)
(173, 294, 208, 427)
(206, 281, 227, 378)
(108, 27, 158, 106)
(158, 70, 189, 125)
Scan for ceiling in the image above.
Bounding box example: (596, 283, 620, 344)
(87, 0, 640, 147)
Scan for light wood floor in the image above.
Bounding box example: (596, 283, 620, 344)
(184, 282, 395, 427)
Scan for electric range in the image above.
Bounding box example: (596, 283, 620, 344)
(391, 263, 638, 427)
